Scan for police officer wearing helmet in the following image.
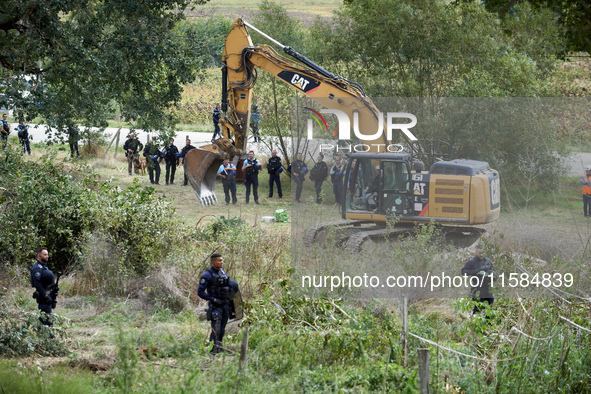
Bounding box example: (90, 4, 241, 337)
(198, 253, 240, 355)
(30, 247, 56, 326)
(581, 165, 591, 217)
(267, 150, 283, 199)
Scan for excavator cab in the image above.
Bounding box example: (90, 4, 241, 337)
(345, 153, 413, 216)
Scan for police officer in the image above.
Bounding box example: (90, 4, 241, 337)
(310, 154, 328, 204)
(1, 113, 10, 149)
(581, 165, 591, 217)
(30, 247, 56, 327)
(212, 103, 221, 142)
(217, 157, 237, 205)
(17, 120, 31, 155)
(198, 253, 240, 356)
(243, 150, 261, 205)
(143, 138, 162, 185)
(251, 104, 261, 142)
(163, 139, 179, 185)
(179, 139, 196, 186)
(330, 156, 345, 206)
(288, 153, 307, 203)
(267, 150, 283, 199)
(68, 126, 80, 158)
(461, 246, 495, 315)
(123, 133, 144, 175)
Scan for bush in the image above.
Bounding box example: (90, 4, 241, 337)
(0, 149, 178, 276)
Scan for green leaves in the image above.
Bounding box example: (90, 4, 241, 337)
(1, 0, 209, 140)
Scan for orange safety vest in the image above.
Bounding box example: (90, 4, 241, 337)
(583, 175, 591, 195)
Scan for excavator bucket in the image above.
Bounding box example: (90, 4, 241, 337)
(184, 148, 223, 206)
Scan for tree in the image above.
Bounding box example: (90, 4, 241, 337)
(0, 0, 209, 140)
(484, 0, 591, 54)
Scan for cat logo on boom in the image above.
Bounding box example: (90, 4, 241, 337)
(277, 71, 320, 93)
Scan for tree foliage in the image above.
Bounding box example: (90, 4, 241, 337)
(0, 0, 209, 138)
(311, 0, 562, 97)
(483, 0, 591, 54)
(0, 147, 177, 273)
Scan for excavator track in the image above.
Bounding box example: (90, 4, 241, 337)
(303, 219, 487, 253)
(302, 220, 374, 246)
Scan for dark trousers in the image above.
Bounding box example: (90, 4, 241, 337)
(212, 124, 221, 140)
(38, 302, 53, 327)
(1, 134, 6, 149)
(268, 173, 282, 197)
(584, 194, 591, 217)
(69, 141, 79, 157)
(472, 297, 494, 315)
(165, 161, 176, 184)
(209, 302, 230, 353)
(294, 178, 304, 202)
(245, 174, 259, 203)
(20, 137, 31, 154)
(333, 180, 344, 205)
(315, 180, 324, 203)
(223, 180, 237, 203)
(252, 125, 260, 142)
(148, 159, 161, 184)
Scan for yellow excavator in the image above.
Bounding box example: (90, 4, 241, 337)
(185, 19, 500, 248)
(184, 18, 390, 206)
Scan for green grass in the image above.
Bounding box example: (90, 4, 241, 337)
(0, 360, 99, 394)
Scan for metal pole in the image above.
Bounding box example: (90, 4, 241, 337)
(242, 21, 286, 49)
(402, 296, 408, 367)
(418, 348, 430, 394)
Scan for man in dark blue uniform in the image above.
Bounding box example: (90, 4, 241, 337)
(288, 152, 307, 203)
(1, 113, 10, 149)
(198, 253, 240, 356)
(212, 103, 221, 141)
(179, 139, 196, 186)
(30, 247, 56, 327)
(461, 246, 495, 315)
(163, 139, 179, 185)
(243, 150, 261, 205)
(330, 156, 345, 206)
(143, 138, 162, 185)
(217, 157, 238, 205)
(267, 150, 283, 199)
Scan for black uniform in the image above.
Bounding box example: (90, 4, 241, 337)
(461, 255, 495, 314)
(197, 267, 239, 355)
(244, 157, 261, 204)
(30, 260, 55, 326)
(68, 127, 80, 157)
(163, 143, 179, 185)
(310, 161, 328, 204)
(180, 144, 196, 186)
(1, 118, 10, 149)
(143, 142, 162, 184)
(288, 159, 307, 202)
(267, 155, 283, 198)
(123, 137, 144, 175)
(331, 163, 345, 206)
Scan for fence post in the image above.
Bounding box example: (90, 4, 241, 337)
(418, 348, 429, 394)
(113, 127, 122, 158)
(401, 296, 408, 367)
(239, 326, 249, 371)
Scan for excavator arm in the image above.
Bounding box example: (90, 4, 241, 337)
(184, 18, 390, 205)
